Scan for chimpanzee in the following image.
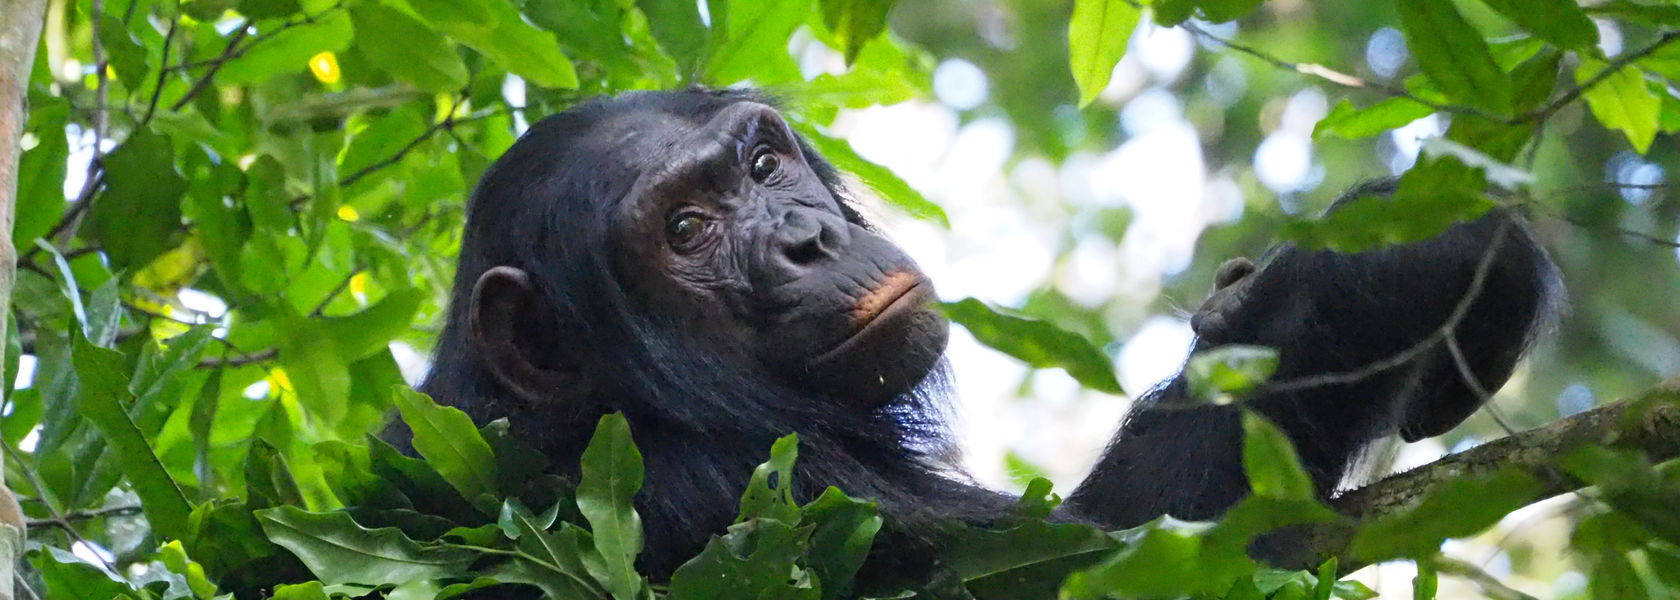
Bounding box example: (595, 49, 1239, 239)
(414, 89, 1559, 582)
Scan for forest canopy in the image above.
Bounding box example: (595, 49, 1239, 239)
(0, 0, 1677, 598)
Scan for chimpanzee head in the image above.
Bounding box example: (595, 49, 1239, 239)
(424, 89, 950, 434)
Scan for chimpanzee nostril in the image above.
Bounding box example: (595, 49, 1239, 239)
(785, 235, 828, 265)
(776, 209, 840, 266)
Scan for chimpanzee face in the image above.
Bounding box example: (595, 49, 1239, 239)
(512, 100, 949, 405)
(612, 102, 948, 403)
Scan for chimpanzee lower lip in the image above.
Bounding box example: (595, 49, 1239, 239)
(850, 271, 922, 329)
(810, 275, 931, 365)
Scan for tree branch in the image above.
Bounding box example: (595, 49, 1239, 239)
(1313, 379, 1680, 565)
(0, 0, 48, 593)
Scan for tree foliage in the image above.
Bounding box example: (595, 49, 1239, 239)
(3, 0, 1679, 598)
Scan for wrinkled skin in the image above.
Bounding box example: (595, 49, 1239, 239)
(605, 101, 947, 405)
(409, 90, 1561, 591)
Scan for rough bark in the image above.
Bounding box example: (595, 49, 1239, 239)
(0, 0, 48, 597)
(1314, 378, 1680, 571)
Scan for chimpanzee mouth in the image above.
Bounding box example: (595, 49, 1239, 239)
(809, 271, 933, 365)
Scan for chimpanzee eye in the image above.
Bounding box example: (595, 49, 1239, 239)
(666, 212, 710, 251)
(750, 147, 780, 183)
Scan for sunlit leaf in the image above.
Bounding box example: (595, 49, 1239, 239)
(1240, 411, 1315, 501)
(942, 298, 1123, 395)
(791, 122, 949, 226)
(87, 130, 186, 269)
(702, 0, 810, 85)
(1068, 0, 1142, 108)
(1186, 345, 1279, 402)
(576, 413, 649, 600)
(219, 10, 354, 85)
(348, 3, 469, 93)
(1577, 57, 1662, 153)
(406, 0, 577, 88)
(1349, 468, 1540, 562)
(1314, 98, 1434, 140)
(1479, 0, 1597, 51)
(390, 386, 499, 499)
(820, 0, 896, 64)
(1398, 0, 1511, 114)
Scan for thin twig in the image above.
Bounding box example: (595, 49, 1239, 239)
(1173, 9, 1680, 128)
(1444, 335, 1518, 436)
(339, 97, 463, 187)
(167, 20, 249, 112)
(168, 4, 347, 112)
(1433, 556, 1540, 600)
(0, 443, 125, 578)
(137, 19, 178, 127)
(1261, 220, 1513, 394)
(24, 504, 142, 529)
(1526, 31, 1680, 123)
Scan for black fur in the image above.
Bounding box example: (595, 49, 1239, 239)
(411, 90, 1561, 583)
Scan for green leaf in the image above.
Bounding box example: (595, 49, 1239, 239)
(941, 298, 1123, 395)
(257, 506, 477, 586)
(1577, 57, 1661, 154)
(246, 438, 307, 509)
(159, 540, 221, 600)
(239, 0, 300, 19)
(1413, 563, 1438, 600)
(1067, 0, 1142, 108)
(1061, 521, 1251, 599)
(1282, 157, 1495, 252)
(1478, 0, 1597, 50)
(483, 550, 604, 600)
(801, 488, 883, 600)
(790, 123, 948, 226)
(219, 10, 354, 85)
(348, 3, 469, 93)
(945, 520, 1118, 591)
(1587, 0, 1680, 26)
(668, 519, 818, 600)
(702, 0, 811, 85)
(1186, 345, 1279, 402)
(1349, 468, 1540, 562)
(320, 288, 423, 360)
(738, 434, 801, 524)
(576, 414, 649, 600)
(1398, 0, 1511, 114)
(87, 130, 187, 269)
(15, 99, 68, 247)
(33, 547, 130, 600)
(276, 311, 352, 423)
(1313, 98, 1434, 140)
(390, 386, 499, 499)
(72, 334, 195, 541)
(637, 0, 708, 76)
(96, 19, 149, 90)
(271, 581, 331, 600)
(366, 436, 482, 522)
(1417, 137, 1533, 189)
(498, 501, 606, 598)
(407, 0, 577, 89)
(819, 0, 896, 64)
(1241, 411, 1315, 501)
(1196, 0, 1267, 22)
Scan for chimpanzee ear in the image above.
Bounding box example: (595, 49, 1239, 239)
(469, 266, 591, 405)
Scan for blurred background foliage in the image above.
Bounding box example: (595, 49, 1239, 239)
(4, 0, 1680, 597)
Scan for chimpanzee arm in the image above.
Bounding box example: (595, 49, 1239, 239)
(1064, 195, 1560, 531)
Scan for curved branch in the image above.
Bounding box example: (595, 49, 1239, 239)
(1310, 379, 1680, 567)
